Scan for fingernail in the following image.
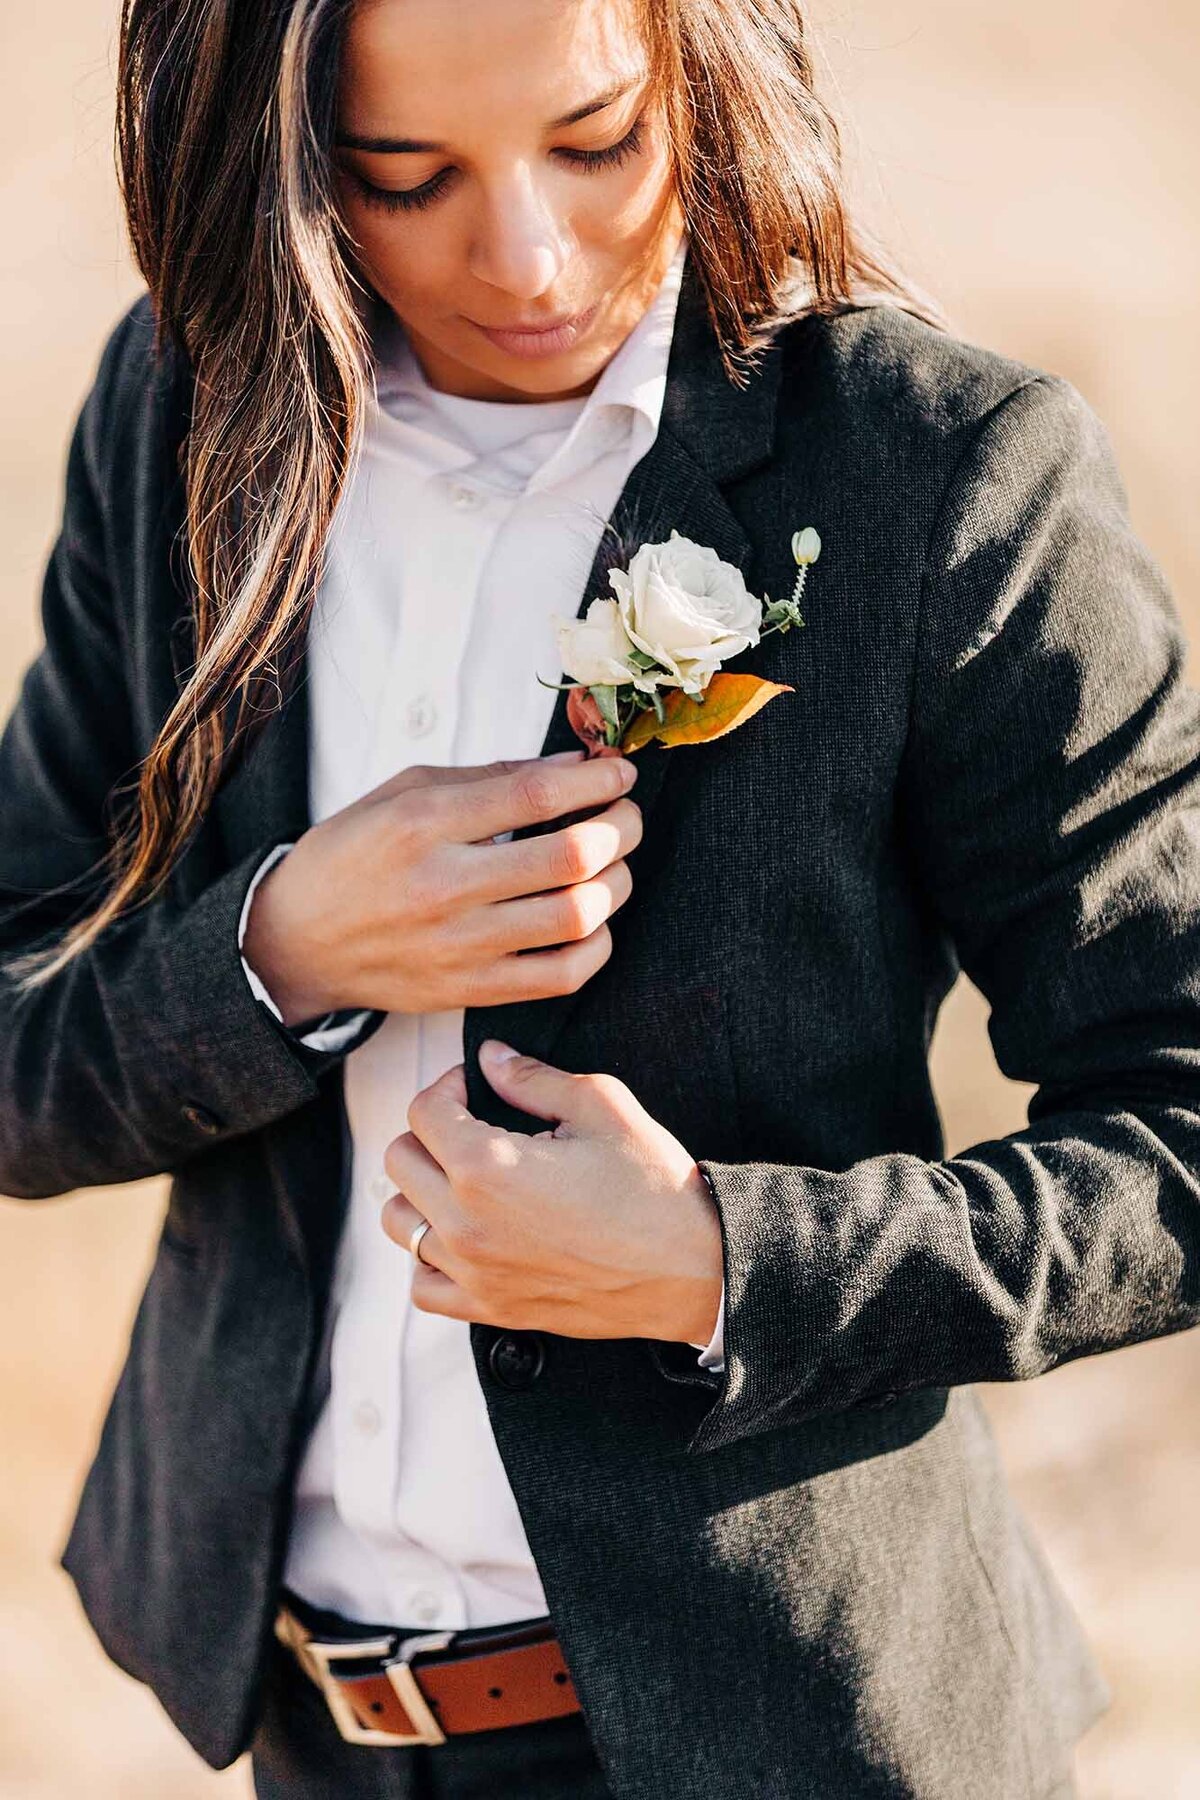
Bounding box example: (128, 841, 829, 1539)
(619, 758, 638, 785)
(480, 1039, 519, 1063)
(547, 749, 585, 762)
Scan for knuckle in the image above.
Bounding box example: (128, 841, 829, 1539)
(394, 788, 437, 842)
(621, 796, 645, 847)
(458, 962, 490, 1007)
(563, 923, 610, 990)
(496, 957, 547, 1003)
(550, 826, 591, 886)
(557, 885, 599, 940)
(514, 768, 560, 818)
(423, 932, 460, 978)
(605, 761, 634, 798)
(450, 1141, 491, 1198)
(383, 1135, 411, 1183)
(440, 1214, 480, 1260)
(589, 1069, 626, 1104)
(410, 1269, 437, 1312)
(409, 853, 456, 920)
(383, 763, 432, 799)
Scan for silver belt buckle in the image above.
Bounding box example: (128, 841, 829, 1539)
(275, 1604, 452, 1746)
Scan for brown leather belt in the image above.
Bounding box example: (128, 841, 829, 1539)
(274, 1592, 582, 1746)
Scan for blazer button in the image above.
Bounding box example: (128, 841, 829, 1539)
(181, 1102, 221, 1135)
(488, 1331, 545, 1390)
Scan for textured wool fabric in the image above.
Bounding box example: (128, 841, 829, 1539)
(2, 240, 1196, 1796)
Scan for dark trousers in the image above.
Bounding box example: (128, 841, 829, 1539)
(248, 1598, 1084, 1800)
(249, 1623, 614, 1800)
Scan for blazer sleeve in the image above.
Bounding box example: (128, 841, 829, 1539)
(0, 311, 384, 1200)
(688, 373, 1200, 1457)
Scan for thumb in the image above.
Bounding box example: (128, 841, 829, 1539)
(477, 1039, 621, 1133)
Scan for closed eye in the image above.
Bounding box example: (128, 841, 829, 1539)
(347, 113, 647, 215)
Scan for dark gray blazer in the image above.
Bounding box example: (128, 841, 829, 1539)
(3, 247, 1199, 1798)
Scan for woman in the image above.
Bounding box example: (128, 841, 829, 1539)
(2, 0, 1198, 1795)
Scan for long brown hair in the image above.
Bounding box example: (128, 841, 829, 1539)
(8, 0, 945, 992)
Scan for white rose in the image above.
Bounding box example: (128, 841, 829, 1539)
(550, 597, 641, 688)
(607, 529, 763, 696)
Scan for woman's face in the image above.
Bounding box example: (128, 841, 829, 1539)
(333, 0, 685, 401)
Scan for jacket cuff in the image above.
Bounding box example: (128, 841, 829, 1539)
(139, 840, 385, 1153)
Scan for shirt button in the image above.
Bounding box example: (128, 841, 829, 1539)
(488, 1331, 545, 1390)
(369, 1172, 392, 1202)
(181, 1102, 221, 1134)
(408, 1590, 441, 1624)
(352, 1400, 382, 1437)
(448, 481, 482, 510)
(405, 692, 438, 737)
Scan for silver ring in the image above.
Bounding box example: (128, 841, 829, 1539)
(408, 1216, 433, 1265)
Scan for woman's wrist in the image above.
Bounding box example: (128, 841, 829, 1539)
(242, 858, 337, 1028)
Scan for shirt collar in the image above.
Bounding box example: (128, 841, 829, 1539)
(527, 228, 688, 494)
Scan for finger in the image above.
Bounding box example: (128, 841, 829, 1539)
(450, 795, 643, 906)
(382, 1125, 455, 1206)
(411, 1260, 494, 1324)
(457, 861, 633, 956)
(457, 922, 616, 1008)
(362, 750, 586, 808)
(403, 1061, 499, 1171)
(440, 1062, 468, 1107)
(435, 752, 637, 848)
(477, 1041, 630, 1134)
(380, 1191, 446, 1269)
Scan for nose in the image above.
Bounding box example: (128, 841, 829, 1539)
(467, 165, 571, 300)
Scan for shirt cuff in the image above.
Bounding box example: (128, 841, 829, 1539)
(237, 842, 374, 1051)
(687, 1280, 726, 1373)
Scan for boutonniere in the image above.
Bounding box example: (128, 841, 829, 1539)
(544, 527, 821, 757)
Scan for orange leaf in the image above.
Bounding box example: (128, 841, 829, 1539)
(622, 673, 795, 752)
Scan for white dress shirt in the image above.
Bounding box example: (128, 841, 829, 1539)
(236, 232, 726, 1630)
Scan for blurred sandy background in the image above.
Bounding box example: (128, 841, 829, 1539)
(1, 3, 1197, 1795)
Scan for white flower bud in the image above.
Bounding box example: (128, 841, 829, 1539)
(791, 527, 822, 566)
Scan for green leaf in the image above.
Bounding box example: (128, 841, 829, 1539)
(588, 684, 621, 728)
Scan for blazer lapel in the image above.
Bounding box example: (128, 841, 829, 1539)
(211, 245, 783, 1131)
(462, 250, 783, 1128)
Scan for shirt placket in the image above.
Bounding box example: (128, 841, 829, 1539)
(367, 462, 509, 782)
(329, 455, 511, 1565)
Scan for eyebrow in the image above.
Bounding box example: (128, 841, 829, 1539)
(335, 76, 645, 154)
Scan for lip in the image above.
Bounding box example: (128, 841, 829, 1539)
(471, 300, 601, 359)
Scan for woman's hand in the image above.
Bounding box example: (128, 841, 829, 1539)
(241, 749, 642, 1024)
(378, 1040, 725, 1348)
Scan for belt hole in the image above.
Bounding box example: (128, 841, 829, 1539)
(369, 1701, 384, 1715)
(488, 1686, 503, 1698)
(553, 1671, 569, 1685)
